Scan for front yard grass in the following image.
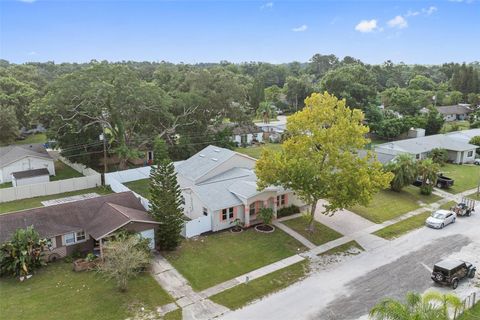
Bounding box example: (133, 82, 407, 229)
(50, 161, 83, 181)
(234, 143, 282, 159)
(210, 260, 309, 310)
(0, 186, 112, 214)
(281, 217, 343, 246)
(164, 228, 306, 291)
(441, 164, 480, 194)
(373, 211, 431, 240)
(468, 192, 480, 201)
(0, 261, 173, 320)
(124, 178, 150, 199)
(439, 201, 456, 210)
(349, 186, 441, 223)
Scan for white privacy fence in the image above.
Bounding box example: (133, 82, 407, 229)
(105, 166, 213, 238)
(0, 157, 101, 204)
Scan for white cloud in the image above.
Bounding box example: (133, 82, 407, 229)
(354, 19, 378, 33)
(18, 0, 37, 3)
(423, 6, 437, 15)
(27, 51, 37, 56)
(388, 15, 408, 29)
(260, 2, 273, 9)
(292, 24, 308, 32)
(406, 10, 420, 17)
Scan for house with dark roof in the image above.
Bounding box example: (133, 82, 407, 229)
(175, 145, 305, 233)
(0, 143, 55, 184)
(0, 192, 159, 261)
(436, 104, 472, 122)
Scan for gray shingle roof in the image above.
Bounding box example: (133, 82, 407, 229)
(436, 105, 472, 115)
(12, 168, 50, 179)
(175, 145, 237, 182)
(0, 143, 52, 168)
(375, 133, 477, 154)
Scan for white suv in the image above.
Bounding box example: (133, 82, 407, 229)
(426, 210, 457, 229)
(474, 158, 480, 165)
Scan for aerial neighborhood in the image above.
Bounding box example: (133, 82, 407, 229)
(1, 1, 480, 320)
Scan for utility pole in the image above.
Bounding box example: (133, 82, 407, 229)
(100, 128, 107, 185)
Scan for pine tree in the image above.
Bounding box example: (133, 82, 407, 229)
(148, 159, 184, 250)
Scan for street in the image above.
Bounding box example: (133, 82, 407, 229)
(221, 206, 480, 320)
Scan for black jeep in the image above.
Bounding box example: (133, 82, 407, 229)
(431, 259, 476, 289)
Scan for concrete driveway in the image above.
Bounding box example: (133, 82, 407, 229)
(221, 207, 480, 320)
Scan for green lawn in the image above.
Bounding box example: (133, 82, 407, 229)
(124, 178, 150, 199)
(459, 302, 480, 319)
(468, 192, 480, 201)
(439, 201, 456, 210)
(210, 260, 309, 310)
(440, 164, 480, 194)
(164, 228, 306, 291)
(164, 309, 182, 320)
(0, 262, 173, 320)
(50, 161, 84, 181)
(281, 217, 343, 246)
(441, 120, 470, 133)
(0, 182, 13, 189)
(0, 186, 112, 214)
(318, 240, 364, 256)
(349, 186, 441, 223)
(16, 133, 48, 145)
(373, 211, 431, 240)
(234, 143, 283, 159)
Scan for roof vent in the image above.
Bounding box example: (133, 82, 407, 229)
(199, 154, 205, 158)
(211, 158, 218, 162)
(213, 148, 220, 152)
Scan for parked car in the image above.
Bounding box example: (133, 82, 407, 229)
(431, 259, 476, 289)
(474, 158, 480, 165)
(425, 209, 456, 229)
(452, 202, 475, 217)
(412, 174, 454, 189)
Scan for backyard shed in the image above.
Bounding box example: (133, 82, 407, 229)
(11, 168, 50, 187)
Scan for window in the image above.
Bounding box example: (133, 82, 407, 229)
(415, 154, 420, 160)
(147, 151, 154, 161)
(64, 233, 75, 245)
(203, 207, 208, 216)
(277, 195, 286, 206)
(76, 230, 86, 242)
(221, 207, 234, 220)
(468, 151, 473, 157)
(250, 203, 256, 215)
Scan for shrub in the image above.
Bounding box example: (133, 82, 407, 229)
(429, 148, 449, 166)
(258, 208, 274, 225)
(277, 205, 300, 218)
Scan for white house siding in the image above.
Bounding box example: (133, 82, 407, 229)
(196, 154, 256, 183)
(1, 157, 55, 183)
(12, 174, 50, 187)
(212, 205, 245, 232)
(182, 189, 208, 220)
(233, 133, 263, 146)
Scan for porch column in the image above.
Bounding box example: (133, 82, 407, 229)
(244, 203, 250, 227)
(99, 238, 104, 261)
(272, 197, 278, 218)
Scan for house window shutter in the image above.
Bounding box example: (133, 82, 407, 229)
(284, 194, 288, 205)
(233, 207, 237, 220)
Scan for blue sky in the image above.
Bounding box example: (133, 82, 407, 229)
(1, 0, 479, 64)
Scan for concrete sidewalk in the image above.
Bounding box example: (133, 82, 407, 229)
(273, 220, 316, 249)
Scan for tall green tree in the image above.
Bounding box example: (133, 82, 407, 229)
(256, 92, 392, 230)
(149, 159, 184, 250)
(424, 108, 445, 135)
(0, 106, 19, 144)
(385, 154, 417, 192)
(321, 64, 377, 110)
(417, 158, 440, 195)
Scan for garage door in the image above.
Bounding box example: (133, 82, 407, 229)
(139, 229, 155, 250)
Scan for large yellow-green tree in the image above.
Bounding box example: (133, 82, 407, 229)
(256, 92, 393, 230)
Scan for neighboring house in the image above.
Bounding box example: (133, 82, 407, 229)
(436, 104, 472, 122)
(0, 192, 159, 261)
(256, 115, 287, 142)
(0, 143, 55, 183)
(374, 130, 478, 164)
(213, 123, 263, 146)
(175, 145, 304, 232)
(11, 168, 50, 187)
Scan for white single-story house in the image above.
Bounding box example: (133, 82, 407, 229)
(213, 123, 263, 146)
(436, 104, 472, 122)
(11, 168, 50, 187)
(374, 130, 478, 164)
(256, 115, 287, 142)
(174, 145, 304, 232)
(0, 143, 55, 183)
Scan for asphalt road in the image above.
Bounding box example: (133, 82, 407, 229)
(317, 234, 470, 320)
